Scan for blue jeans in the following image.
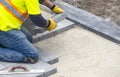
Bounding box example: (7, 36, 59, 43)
(0, 28, 38, 63)
(21, 26, 33, 43)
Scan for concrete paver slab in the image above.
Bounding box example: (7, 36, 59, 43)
(1, 60, 57, 77)
(33, 19, 75, 42)
(0, 64, 7, 71)
(58, 1, 120, 44)
(38, 48, 58, 64)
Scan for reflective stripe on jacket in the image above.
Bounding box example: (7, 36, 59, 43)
(0, 0, 41, 32)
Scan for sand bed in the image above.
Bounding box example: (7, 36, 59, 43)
(35, 26, 120, 77)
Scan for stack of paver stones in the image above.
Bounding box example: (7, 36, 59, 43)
(1, 1, 120, 77)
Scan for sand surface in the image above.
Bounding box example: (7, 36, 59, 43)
(35, 26, 120, 77)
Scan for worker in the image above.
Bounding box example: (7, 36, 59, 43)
(0, 0, 64, 63)
(22, 0, 64, 43)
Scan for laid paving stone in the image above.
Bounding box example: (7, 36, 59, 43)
(0, 64, 7, 71)
(41, 6, 54, 17)
(28, 61, 57, 77)
(51, 13, 66, 23)
(33, 19, 75, 42)
(33, 35, 39, 43)
(58, 1, 120, 44)
(0, 60, 57, 77)
(34, 26, 46, 34)
(0, 65, 42, 77)
(1, 74, 44, 77)
(38, 48, 59, 64)
(0, 62, 18, 70)
(41, 10, 55, 19)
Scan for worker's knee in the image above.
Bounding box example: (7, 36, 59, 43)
(30, 48, 39, 60)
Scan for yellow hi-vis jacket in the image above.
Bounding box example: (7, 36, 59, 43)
(0, 0, 41, 32)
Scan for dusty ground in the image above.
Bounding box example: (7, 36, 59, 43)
(35, 26, 120, 77)
(63, 0, 120, 25)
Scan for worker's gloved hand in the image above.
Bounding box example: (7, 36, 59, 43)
(51, 5, 64, 14)
(46, 18, 57, 31)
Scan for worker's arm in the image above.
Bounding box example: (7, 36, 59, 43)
(29, 14, 47, 27)
(24, 0, 57, 31)
(29, 14, 57, 31)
